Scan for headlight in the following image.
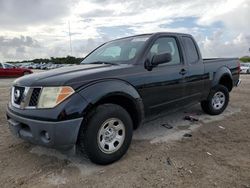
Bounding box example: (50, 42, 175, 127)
(37, 86, 74, 108)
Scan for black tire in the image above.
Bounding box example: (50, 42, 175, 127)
(247, 69, 250, 74)
(78, 103, 133, 165)
(201, 85, 229, 115)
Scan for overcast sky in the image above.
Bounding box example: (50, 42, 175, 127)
(0, 0, 249, 62)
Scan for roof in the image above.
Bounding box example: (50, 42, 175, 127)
(108, 32, 192, 43)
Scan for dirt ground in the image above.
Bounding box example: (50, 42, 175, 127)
(0, 74, 249, 188)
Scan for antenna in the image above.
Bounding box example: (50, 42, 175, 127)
(68, 21, 73, 56)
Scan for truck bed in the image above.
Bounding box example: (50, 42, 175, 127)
(203, 58, 239, 93)
(203, 58, 238, 63)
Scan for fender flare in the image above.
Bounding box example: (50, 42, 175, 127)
(212, 66, 233, 88)
(78, 79, 144, 128)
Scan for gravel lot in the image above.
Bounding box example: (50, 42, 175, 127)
(0, 74, 249, 188)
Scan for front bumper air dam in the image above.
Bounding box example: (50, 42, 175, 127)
(6, 107, 83, 150)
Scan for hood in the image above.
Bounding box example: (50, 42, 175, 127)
(14, 64, 132, 89)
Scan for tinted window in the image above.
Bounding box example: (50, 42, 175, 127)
(148, 37, 181, 65)
(182, 37, 199, 64)
(0, 63, 2, 68)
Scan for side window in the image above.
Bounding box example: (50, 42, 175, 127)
(148, 37, 181, 65)
(0, 63, 3, 68)
(182, 37, 199, 64)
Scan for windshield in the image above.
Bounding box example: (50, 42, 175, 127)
(81, 35, 151, 64)
(4, 63, 15, 68)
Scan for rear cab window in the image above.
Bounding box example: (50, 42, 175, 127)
(182, 36, 200, 64)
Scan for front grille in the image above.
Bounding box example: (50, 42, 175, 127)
(29, 88, 41, 106)
(11, 86, 41, 109)
(13, 86, 25, 105)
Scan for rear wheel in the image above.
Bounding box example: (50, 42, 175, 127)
(78, 103, 133, 165)
(201, 85, 229, 115)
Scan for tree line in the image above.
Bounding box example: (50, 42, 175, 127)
(6, 56, 84, 65)
(240, 56, 250, 63)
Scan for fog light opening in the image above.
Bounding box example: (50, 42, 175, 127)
(21, 124, 31, 132)
(45, 132, 50, 140)
(40, 130, 51, 143)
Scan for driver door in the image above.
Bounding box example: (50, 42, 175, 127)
(139, 36, 187, 117)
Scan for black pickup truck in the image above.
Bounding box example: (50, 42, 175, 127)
(6, 32, 240, 164)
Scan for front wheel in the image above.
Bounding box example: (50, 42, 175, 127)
(78, 103, 133, 165)
(201, 85, 229, 115)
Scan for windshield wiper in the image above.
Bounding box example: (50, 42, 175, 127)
(89, 61, 118, 65)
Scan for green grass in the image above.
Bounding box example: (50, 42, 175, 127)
(240, 57, 250, 62)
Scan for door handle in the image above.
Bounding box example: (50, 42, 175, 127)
(179, 69, 187, 75)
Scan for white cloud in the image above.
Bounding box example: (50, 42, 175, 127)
(0, 35, 44, 61)
(0, 0, 249, 61)
(0, 0, 76, 29)
(198, 31, 250, 58)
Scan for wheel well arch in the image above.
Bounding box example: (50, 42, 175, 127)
(218, 74, 233, 92)
(88, 94, 143, 130)
(78, 80, 144, 130)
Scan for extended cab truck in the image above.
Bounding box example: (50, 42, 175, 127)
(6, 32, 240, 164)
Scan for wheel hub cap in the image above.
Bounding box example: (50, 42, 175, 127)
(212, 91, 225, 110)
(97, 118, 125, 154)
(104, 128, 116, 142)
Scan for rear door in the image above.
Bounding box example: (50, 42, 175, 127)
(180, 36, 205, 103)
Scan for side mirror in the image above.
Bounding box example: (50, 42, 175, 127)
(145, 52, 172, 71)
(151, 52, 172, 66)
